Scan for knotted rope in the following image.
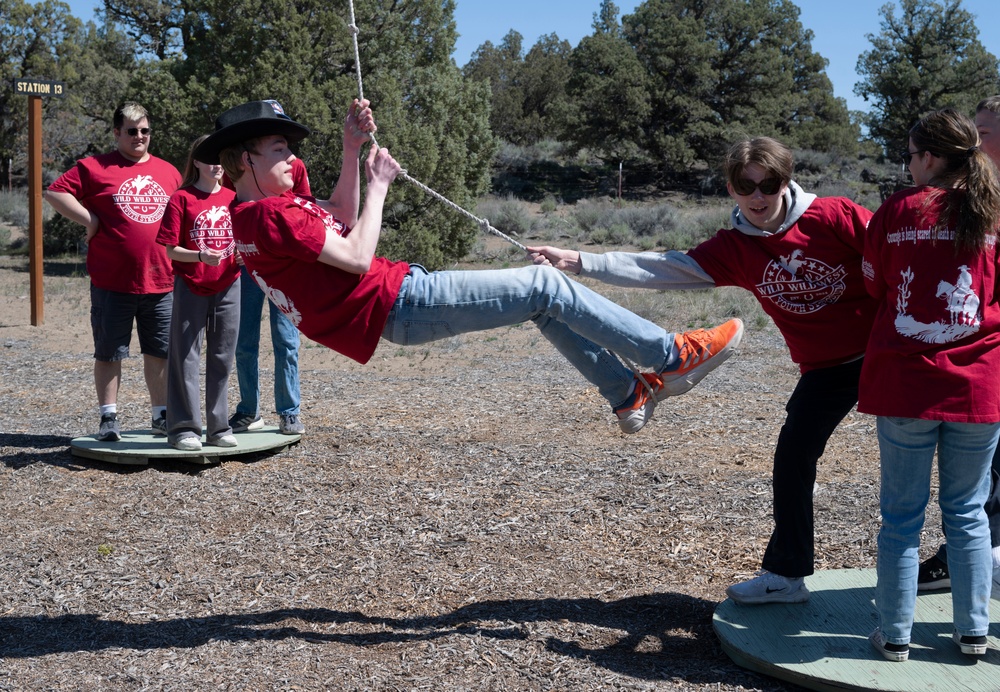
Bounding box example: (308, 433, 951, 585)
(346, 2, 525, 252)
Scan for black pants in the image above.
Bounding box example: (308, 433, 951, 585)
(761, 358, 864, 579)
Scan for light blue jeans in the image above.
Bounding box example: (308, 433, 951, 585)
(234, 266, 301, 417)
(381, 265, 677, 408)
(875, 416, 998, 644)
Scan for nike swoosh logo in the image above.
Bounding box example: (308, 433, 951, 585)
(765, 587, 787, 593)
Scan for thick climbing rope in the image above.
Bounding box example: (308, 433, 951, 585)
(346, 0, 526, 252)
(345, 1, 657, 403)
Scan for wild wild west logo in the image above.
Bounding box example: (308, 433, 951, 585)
(189, 205, 235, 258)
(112, 175, 171, 224)
(756, 249, 847, 314)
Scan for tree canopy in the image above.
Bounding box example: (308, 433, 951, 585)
(854, 0, 999, 154)
(5, 0, 999, 264)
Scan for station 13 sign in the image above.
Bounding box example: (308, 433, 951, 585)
(13, 79, 66, 97)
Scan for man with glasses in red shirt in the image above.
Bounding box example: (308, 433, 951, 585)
(530, 136, 876, 605)
(45, 102, 181, 443)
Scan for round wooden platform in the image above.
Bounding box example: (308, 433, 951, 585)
(714, 568, 999, 691)
(70, 426, 300, 466)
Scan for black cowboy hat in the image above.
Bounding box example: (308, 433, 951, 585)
(193, 100, 311, 164)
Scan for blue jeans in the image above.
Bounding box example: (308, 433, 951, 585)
(875, 416, 998, 644)
(381, 265, 677, 407)
(234, 266, 301, 417)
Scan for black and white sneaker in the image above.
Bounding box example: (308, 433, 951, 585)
(916, 554, 951, 591)
(725, 570, 810, 604)
(953, 632, 988, 656)
(229, 412, 264, 433)
(97, 413, 121, 442)
(869, 628, 909, 662)
(151, 412, 168, 437)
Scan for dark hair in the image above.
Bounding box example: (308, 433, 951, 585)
(181, 135, 211, 188)
(113, 102, 149, 130)
(723, 137, 793, 185)
(218, 137, 268, 183)
(909, 107, 1000, 253)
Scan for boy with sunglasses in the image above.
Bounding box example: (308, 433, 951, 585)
(45, 102, 181, 443)
(529, 136, 876, 604)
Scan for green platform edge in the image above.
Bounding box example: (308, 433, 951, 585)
(713, 568, 1000, 691)
(70, 425, 300, 466)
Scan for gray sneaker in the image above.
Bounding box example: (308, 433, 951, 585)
(229, 412, 264, 433)
(97, 413, 121, 442)
(151, 412, 168, 436)
(279, 413, 305, 435)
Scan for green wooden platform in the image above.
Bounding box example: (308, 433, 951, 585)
(714, 568, 999, 691)
(70, 426, 300, 466)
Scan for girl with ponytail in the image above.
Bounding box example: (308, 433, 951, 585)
(862, 107, 1000, 662)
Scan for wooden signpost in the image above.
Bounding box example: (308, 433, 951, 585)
(13, 78, 66, 326)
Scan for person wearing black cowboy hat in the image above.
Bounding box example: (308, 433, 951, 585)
(195, 98, 744, 434)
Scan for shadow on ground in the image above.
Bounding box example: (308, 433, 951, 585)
(0, 593, 736, 684)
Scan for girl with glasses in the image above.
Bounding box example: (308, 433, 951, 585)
(528, 136, 877, 606)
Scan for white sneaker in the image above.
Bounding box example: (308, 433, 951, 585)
(210, 435, 238, 448)
(172, 437, 202, 452)
(726, 570, 810, 605)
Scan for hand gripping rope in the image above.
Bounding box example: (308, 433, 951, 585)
(346, 0, 657, 403)
(346, 0, 525, 252)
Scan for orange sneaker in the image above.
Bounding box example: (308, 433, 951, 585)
(614, 373, 665, 434)
(660, 318, 744, 397)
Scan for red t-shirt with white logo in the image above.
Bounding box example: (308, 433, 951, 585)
(231, 192, 409, 364)
(688, 197, 876, 372)
(48, 151, 181, 294)
(156, 185, 239, 296)
(859, 186, 1000, 422)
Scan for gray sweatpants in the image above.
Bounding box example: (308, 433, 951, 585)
(166, 275, 240, 444)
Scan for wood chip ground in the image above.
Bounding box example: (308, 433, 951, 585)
(0, 256, 944, 691)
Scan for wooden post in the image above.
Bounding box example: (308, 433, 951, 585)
(617, 162, 623, 208)
(13, 77, 66, 326)
(28, 95, 43, 325)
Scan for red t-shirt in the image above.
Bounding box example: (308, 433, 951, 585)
(156, 185, 239, 296)
(231, 193, 409, 364)
(859, 186, 1000, 422)
(48, 151, 181, 294)
(688, 197, 877, 372)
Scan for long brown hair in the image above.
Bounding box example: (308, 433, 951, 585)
(180, 134, 211, 188)
(909, 108, 1000, 253)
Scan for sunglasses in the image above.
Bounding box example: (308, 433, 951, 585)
(899, 149, 927, 164)
(125, 127, 151, 136)
(731, 177, 783, 196)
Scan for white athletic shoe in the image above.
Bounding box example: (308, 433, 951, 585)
(726, 570, 810, 605)
(172, 436, 202, 452)
(210, 434, 238, 448)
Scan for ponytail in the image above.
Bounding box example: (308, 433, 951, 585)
(909, 108, 1000, 253)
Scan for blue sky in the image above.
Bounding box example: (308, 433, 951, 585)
(60, 0, 1000, 113)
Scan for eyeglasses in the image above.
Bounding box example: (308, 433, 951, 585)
(125, 127, 151, 136)
(899, 149, 926, 164)
(731, 177, 783, 196)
